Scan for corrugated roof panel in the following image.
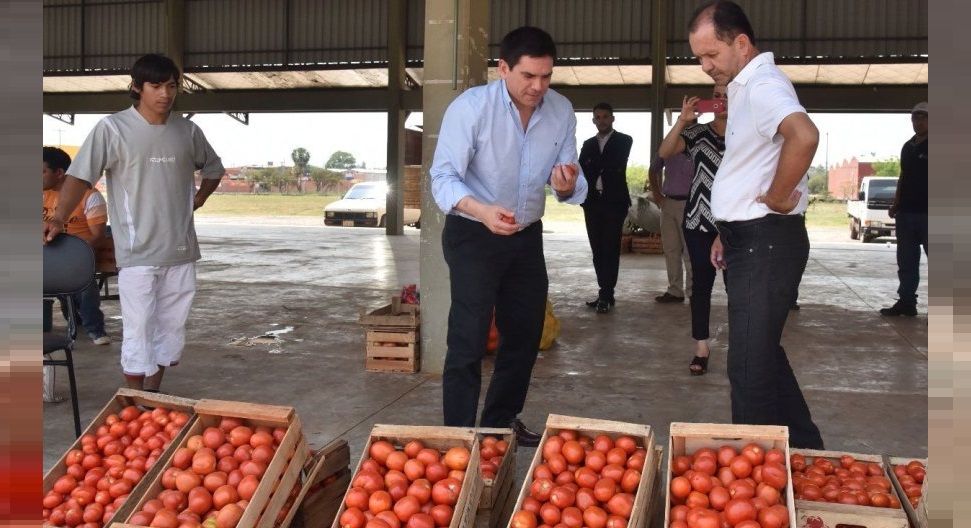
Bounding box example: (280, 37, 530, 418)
(186, 0, 287, 68)
(406, 0, 425, 63)
(286, 0, 387, 65)
(82, 1, 164, 71)
(43, 4, 82, 72)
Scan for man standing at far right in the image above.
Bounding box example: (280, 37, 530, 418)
(689, 0, 824, 448)
(880, 102, 928, 317)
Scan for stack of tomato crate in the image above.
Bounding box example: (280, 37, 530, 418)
(506, 414, 662, 528)
(359, 297, 421, 373)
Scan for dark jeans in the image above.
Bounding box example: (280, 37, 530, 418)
(59, 279, 106, 336)
(441, 216, 548, 428)
(683, 228, 726, 341)
(894, 211, 928, 304)
(718, 214, 823, 449)
(582, 201, 627, 301)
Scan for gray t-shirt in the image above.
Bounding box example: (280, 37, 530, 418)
(68, 106, 224, 267)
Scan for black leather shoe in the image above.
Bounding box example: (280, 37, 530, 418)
(654, 292, 685, 303)
(510, 418, 542, 447)
(596, 299, 610, 314)
(586, 297, 615, 308)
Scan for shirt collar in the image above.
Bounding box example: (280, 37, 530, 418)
(732, 51, 775, 87)
(499, 78, 545, 113)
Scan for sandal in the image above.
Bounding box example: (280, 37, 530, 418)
(689, 355, 709, 376)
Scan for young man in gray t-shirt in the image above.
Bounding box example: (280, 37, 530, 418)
(43, 54, 225, 393)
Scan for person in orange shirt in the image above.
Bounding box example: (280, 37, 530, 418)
(43, 146, 111, 345)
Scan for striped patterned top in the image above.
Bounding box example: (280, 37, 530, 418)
(681, 123, 725, 232)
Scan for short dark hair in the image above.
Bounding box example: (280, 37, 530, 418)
(688, 0, 756, 46)
(499, 26, 557, 70)
(43, 146, 72, 172)
(129, 53, 181, 100)
(593, 102, 614, 114)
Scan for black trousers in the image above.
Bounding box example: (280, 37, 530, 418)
(718, 214, 824, 449)
(683, 228, 726, 341)
(582, 201, 627, 301)
(441, 216, 549, 428)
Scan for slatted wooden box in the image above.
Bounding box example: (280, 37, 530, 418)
(886, 456, 928, 528)
(112, 399, 309, 528)
(790, 448, 910, 528)
(331, 424, 484, 528)
(665, 423, 798, 528)
(630, 233, 662, 254)
(43, 389, 198, 528)
(508, 414, 660, 528)
(360, 297, 420, 373)
(277, 439, 352, 528)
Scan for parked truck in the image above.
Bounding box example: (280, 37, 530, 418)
(846, 176, 897, 243)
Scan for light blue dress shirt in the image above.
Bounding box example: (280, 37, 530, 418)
(430, 79, 588, 227)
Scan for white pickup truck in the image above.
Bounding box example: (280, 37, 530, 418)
(847, 176, 897, 243)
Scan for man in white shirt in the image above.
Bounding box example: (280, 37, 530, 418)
(43, 54, 224, 393)
(689, 0, 824, 449)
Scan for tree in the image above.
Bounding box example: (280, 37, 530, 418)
(871, 157, 900, 177)
(310, 166, 343, 193)
(326, 150, 357, 170)
(625, 164, 649, 195)
(807, 164, 829, 196)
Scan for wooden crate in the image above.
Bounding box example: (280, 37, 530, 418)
(112, 399, 309, 528)
(620, 234, 632, 254)
(276, 439, 352, 528)
(630, 233, 662, 254)
(365, 329, 420, 373)
(360, 297, 420, 328)
(643, 446, 665, 528)
(789, 449, 910, 528)
(476, 428, 517, 511)
(885, 456, 928, 528)
(330, 424, 483, 528)
(665, 423, 797, 528)
(508, 414, 659, 528)
(43, 389, 198, 528)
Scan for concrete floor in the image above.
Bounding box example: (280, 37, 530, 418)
(43, 220, 928, 483)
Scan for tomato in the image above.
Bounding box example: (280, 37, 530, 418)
(790, 454, 807, 472)
(627, 450, 646, 471)
(542, 436, 565, 461)
(368, 440, 395, 465)
(388, 481, 409, 502)
(239, 460, 268, 479)
(213, 484, 239, 510)
(559, 506, 582, 528)
(593, 478, 618, 503)
(727, 479, 755, 501)
(761, 461, 788, 490)
(690, 508, 720, 528)
(601, 464, 625, 483)
(670, 476, 691, 501)
(614, 435, 637, 454)
(414, 448, 441, 467)
(605, 447, 627, 467)
(692, 456, 717, 477)
(511, 510, 538, 528)
(344, 487, 370, 510)
(394, 495, 422, 522)
(424, 462, 448, 484)
(385, 451, 408, 472)
(606, 493, 634, 519)
(739, 444, 765, 467)
(575, 487, 597, 511)
(431, 478, 461, 506)
(689, 472, 713, 494)
(716, 466, 736, 487)
(729, 456, 753, 479)
(375, 510, 402, 528)
(443, 447, 470, 471)
(530, 478, 554, 502)
(150, 507, 180, 528)
(724, 498, 757, 526)
(249, 431, 274, 449)
(582, 449, 607, 473)
(215, 503, 244, 528)
(708, 485, 731, 512)
(406, 512, 435, 528)
(559, 441, 583, 465)
(406, 479, 432, 505)
(341, 507, 368, 528)
(685, 491, 710, 510)
(54, 474, 78, 494)
(757, 504, 789, 528)
(429, 504, 453, 527)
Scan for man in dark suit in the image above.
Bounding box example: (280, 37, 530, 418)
(579, 102, 634, 313)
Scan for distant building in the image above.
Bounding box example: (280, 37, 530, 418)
(828, 157, 876, 199)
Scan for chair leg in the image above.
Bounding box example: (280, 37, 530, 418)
(64, 346, 82, 437)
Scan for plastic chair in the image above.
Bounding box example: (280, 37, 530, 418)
(43, 233, 95, 437)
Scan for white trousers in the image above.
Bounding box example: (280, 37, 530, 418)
(118, 263, 196, 377)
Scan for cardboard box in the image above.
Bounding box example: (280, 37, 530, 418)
(43, 389, 198, 528)
(330, 424, 483, 528)
(113, 399, 309, 528)
(885, 456, 928, 528)
(790, 449, 909, 528)
(665, 423, 797, 528)
(509, 414, 659, 528)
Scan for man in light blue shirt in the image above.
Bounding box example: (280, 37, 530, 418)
(430, 26, 587, 446)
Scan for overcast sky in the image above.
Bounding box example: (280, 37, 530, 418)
(43, 108, 914, 172)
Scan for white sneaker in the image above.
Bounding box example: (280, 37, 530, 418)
(91, 333, 112, 346)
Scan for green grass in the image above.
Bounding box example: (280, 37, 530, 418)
(195, 193, 339, 217)
(196, 192, 849, 229)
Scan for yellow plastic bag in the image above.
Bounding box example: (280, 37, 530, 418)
(539, 298, 560, 350)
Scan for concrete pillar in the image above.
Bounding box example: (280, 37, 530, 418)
(650, 0, 668, 157)
(385, 0, 408, 235)
(420, 0, 490, 373)
(165, 0, 186, 74)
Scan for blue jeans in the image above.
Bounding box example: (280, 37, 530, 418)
(894, 212, 928, 304)
(63, 279, 106, 336)
(718, 214, 823, 449)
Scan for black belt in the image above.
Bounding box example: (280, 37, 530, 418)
(715, 213, 803, 230)
(666, 195, 688, 200)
